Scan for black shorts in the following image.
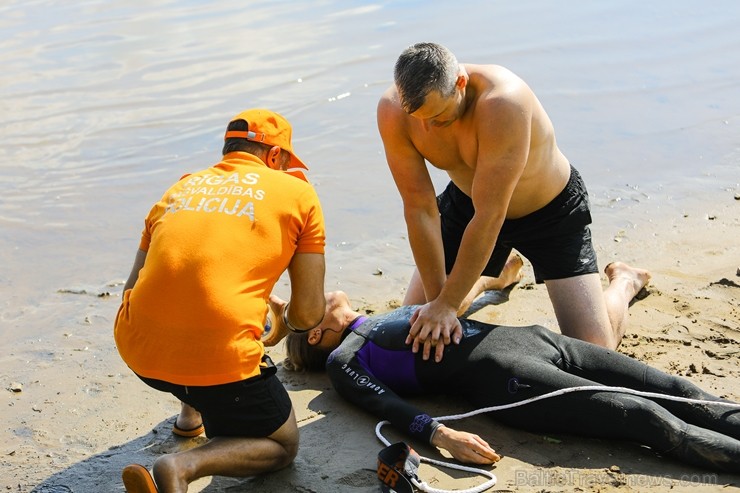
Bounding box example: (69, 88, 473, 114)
(437, 165, 598, 283)
(138, 356, 293, 438)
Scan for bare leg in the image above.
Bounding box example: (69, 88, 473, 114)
(603, 262, 652, 337)
(152, 408, 299, 493)
(403, 253, 525, 309)
(402, 268, 426, 305)
(545, 263, 650, 349)
(459, 254, 524, 314)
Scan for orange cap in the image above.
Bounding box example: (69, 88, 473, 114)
(224, 109, 309, 171)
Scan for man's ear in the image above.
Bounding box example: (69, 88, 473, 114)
(307, 327, 323, 346)
(266, 146, 283, 170)
(455, 73, 467, 90)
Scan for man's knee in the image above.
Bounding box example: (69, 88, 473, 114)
(270, 409, 299, 467)
(271, 435, 299, 471)
(282, 439, 299, 466)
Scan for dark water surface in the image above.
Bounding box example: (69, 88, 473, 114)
(1, 0, 738, 343)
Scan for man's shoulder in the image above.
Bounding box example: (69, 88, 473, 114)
(377, 85, 403, 114)
(469, 68, 533, 120)
(273, 171, 320, 197)
(466, 63, 520, 81)
(379, 83, 398, 100)
(468, 64, 528, 98)
(377, 86, 412, 138)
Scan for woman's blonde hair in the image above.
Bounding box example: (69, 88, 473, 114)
(282, 332, 332, 372)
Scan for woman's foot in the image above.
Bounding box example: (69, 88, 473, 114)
(604, 262, 651, 300)
(460, 253, 524, 314)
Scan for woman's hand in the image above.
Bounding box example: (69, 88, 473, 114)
(262, 294, 290, 347)
(431, 425, 501, 465)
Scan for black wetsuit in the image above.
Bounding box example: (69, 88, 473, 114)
(326, 306, 740, 473)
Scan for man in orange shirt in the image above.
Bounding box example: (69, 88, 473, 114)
(114, 109, 326, 493)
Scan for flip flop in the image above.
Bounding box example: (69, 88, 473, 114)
(172, 422, 205, 437)
(122, 464, 158, 492)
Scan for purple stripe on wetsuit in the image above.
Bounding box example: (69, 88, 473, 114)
(355, 343, 421, 394)
(348, 316, 369, 331)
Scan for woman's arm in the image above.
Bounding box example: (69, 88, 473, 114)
(431, 425, 500, 464)
(327, 335, 499, 464)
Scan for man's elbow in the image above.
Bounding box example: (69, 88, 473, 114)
(293, 309, 325, 331)
(403, 201, 437, 222)
(288, 299, 325, 331)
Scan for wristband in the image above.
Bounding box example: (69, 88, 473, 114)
(282, 302, 323, 333)
(429, 422, 445, 445)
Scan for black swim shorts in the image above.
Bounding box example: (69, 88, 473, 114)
(138, 355, 293, 438)
(437, 165, 598, 283)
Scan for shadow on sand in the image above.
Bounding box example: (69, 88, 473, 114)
(31, 383, 736, 492)
(31, 287, 738, 492)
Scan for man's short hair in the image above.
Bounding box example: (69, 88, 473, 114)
(222, 119, 274, 156)
(222, 119, 291, 169)
(394, 42, 459, 114)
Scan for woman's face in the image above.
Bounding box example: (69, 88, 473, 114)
(308, 290, 353, 350)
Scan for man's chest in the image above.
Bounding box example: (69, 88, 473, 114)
(410, 126, 478, 172)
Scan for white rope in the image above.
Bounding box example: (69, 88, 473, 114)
(375, 420, 497, 493)
(375, 384, 740, 493)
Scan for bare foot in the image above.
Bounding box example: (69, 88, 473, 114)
(495, 253, 524, 289)
(175, 402, 202, 432)
(604, 262, 651, 299)
(460, 254, 524, 314)
(153, 454, 188, 493)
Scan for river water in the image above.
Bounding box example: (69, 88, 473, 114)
(1, 0, 738, 344)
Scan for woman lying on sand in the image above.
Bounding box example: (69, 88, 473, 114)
(265, 291, 740, 474)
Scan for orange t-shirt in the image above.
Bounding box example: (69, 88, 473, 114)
(114, 152, 325, 386)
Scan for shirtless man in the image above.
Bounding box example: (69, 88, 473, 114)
(377, 42, 650, 362)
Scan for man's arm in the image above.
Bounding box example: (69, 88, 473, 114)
(409, 90, 533, 363)
(123, 248, 147, 292)
(441, 94, 531, 309)
(377, 92, 448, 302)
(285, 252, 326, 331)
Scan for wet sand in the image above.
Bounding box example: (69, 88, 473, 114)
(2, 1, 740, 491)
(4, 191, 739, 492)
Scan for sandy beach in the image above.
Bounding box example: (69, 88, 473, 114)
(4, 187, 739, 492)
(2, 1, 739, 492)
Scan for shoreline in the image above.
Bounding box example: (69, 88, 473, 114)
(3, 1, 740, 491)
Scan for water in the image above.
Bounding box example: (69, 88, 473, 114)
(1, 0, 739, 344)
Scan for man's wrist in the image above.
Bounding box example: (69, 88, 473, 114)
(282, 302, 302, 333)
(282, 302, 323, 333)
(434, 292, 462, 312)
